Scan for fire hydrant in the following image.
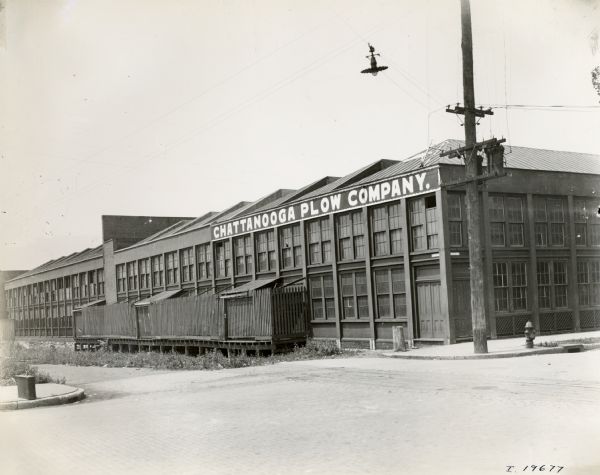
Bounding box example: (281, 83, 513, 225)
(524, 321, 536, 349)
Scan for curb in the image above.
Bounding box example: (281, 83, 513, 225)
(0, 387, 85, 411)
(384, 343, 600, 361)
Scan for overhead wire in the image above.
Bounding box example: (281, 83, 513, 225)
(11, 21, 387, 232)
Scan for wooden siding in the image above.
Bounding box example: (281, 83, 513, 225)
(75, 288, 307, 342)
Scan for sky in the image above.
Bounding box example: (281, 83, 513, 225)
(0, 0, 599, 270)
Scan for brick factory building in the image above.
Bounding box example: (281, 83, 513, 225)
(4, 139, 600, 348)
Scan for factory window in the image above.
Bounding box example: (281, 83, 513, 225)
(280, 223, 303, 268)
(537, 261, 568, 309)
(340, 271, 368, 320)
(127, 262, 138, 291)
(493, 262, 528, 312)
(81, 273, 88, 298)
(180, 248, 194, 283)
(64, 277, 71, 300)
(490, 195, 524, 247)
(373, 267, 406, 319)
(370, 202, 403, 257)
(88, 270, 96, 297)
(577, 260, 600, 306)
(307, 219, 330, 265)
(255, 230, 276, 272)
(196, 244, 212, 280)
(97, 269, 105, 295)
(447, 193, 464, 247)
(234, 235, 253, 276)
(165, 252, 179, 285)
(336, 210, 365, 261)
(152, 255, 164, 287)
(309, 274, 335, 320)
(548, 198, 565, 246)
(410, 195, 437, 251)
(574, 198, 600, 247)
(214, 240, 232, 278)
(139, 259, 150, 289)
(534, 197, 548, 247)
(534, 196, 566, 247)
(116, 264, 126, 293)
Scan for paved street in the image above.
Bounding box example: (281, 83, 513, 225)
(1, 352, 600, 475)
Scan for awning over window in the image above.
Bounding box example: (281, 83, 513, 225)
(74, 299, 105, 311)
(134, 289, 184, 307)
(219, 277, 280, 298)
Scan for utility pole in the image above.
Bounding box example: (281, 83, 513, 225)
(442, 0, 506, 353)
(460, 0, 487, 353)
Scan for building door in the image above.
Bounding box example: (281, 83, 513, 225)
(416, 281, 444, 339)
(452, 279, 473, 339)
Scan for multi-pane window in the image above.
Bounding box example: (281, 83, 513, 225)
(139, 259, 150, 289)
(234, 235, 253, 275)
(369, 203, 403, 257)
(255, 230, 276, 272)
(574, 198, 600, 246)
(116, 264, 126, 293)
(196, 244, 212, 280)
(64, 276, 71, 299)
(279, 224, 303, 268)
(306, 219, 330, 266)
(81, 273, 88, 298)
(97, 269, 104, 295)
(214, 241, 232, 278)
(492, 262, 528, 312)
(180, 248, 194, 283)
(127, 262, 138, 291)
(88, 271, 96, 297)
(548, 198, 565, 246)
(165, 252, 179, 285)
(340, 271, 368, 319)
(534, 197, 548, 247)
(373, 267, 406, 319)
(410, 195, 437, 251)
(336, 211, 365, 261)
(537, 261, 568, 309)
(577, 260, 600, 306)
(152, 255, 164, 287)
(490, 195, 524, 247)
(447, 193, 464, 247)
(534, 196, 566, 247)
(309, 275, 335, 320)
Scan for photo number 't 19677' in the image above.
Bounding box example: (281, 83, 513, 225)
(506, 466, 564, 473)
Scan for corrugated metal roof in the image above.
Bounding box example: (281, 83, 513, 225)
(300, 159, 399, 201)
(134, 219, 195, 246)
(213, 189, 295, 224)
(417, 139, 600, 174)
(251, 176, 341, 214)
(9, 245, 104, 282)
(219, 277, 280, 297)
(134, 289, 184, 306)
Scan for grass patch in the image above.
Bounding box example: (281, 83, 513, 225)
(2, 338, 351, 373)
(535, 341, 559, 348)
(0, 356, 66, 386)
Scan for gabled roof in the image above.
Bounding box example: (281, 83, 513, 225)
(251, 176, 341, 214)
(8, 245, 104, 282)
(213, 189, 295, 223)
(300, 159, 399, 200)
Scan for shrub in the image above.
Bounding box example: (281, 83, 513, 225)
(0, 357, 66, 386)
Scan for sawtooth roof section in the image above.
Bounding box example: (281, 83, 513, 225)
(134, 219, 195, 246)
(213, 189, 296, 224)
(300, 159, 399, 201)
(174, 211, 219, 233)
(9, 245, 104, 282)
(251, 176, 341, 214)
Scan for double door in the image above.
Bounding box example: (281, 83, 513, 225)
(416, 281, 444, 339)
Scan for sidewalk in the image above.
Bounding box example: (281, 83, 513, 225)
(383, 330, 600, 360)
(0, 383, 85, 411)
